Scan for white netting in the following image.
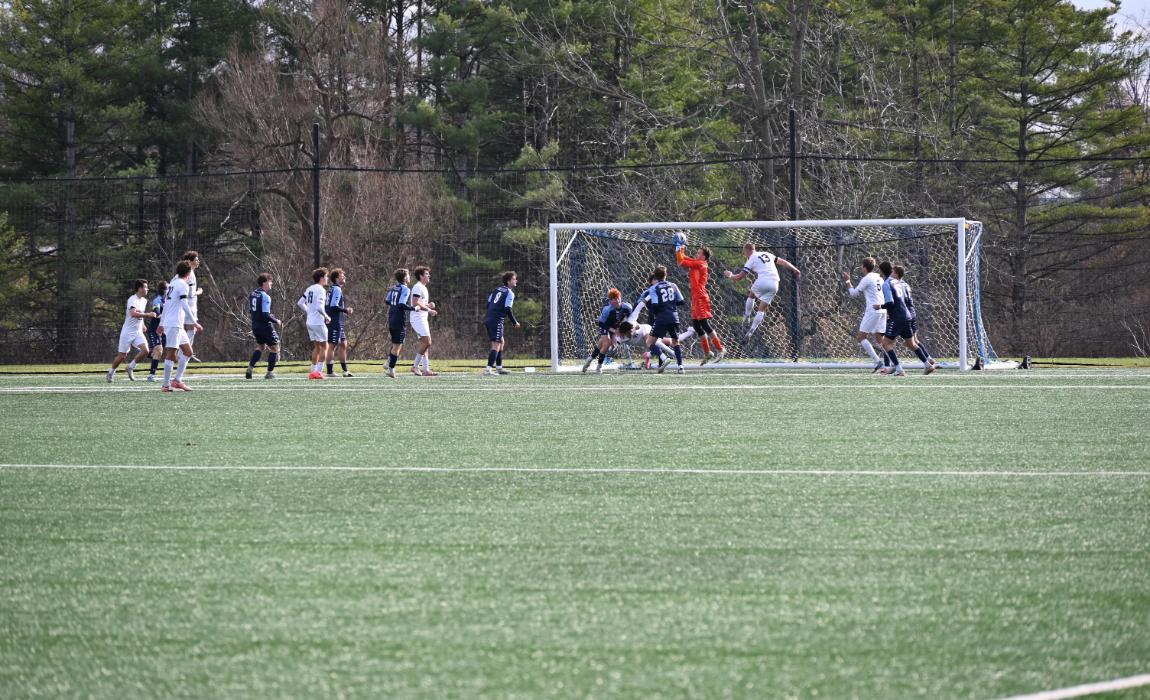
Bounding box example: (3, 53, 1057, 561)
(551, 220, 1001, 369)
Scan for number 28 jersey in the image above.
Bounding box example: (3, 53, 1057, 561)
(640, 281, 684, 326)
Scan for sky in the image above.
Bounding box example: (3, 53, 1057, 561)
(1071, 0, 1150, 30)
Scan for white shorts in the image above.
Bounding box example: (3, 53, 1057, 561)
(184, 327, 197, 345)
(859, 309, 888, 334)
(118, 329, 147, 354)
(751, 278, 779, 304)
(307, 324, 328, 342)
(163, 326, 190, 349)
(411, 312, 431, 338)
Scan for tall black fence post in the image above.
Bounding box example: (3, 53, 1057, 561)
(788, 107, 801, 361)
(312, 122, 321, 268)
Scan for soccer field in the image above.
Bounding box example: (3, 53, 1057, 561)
(1, 368, 1148, 698)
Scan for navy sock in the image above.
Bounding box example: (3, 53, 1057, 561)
(149, 359, 159, 374)
(651, 344, 663, 360)
(487, 350, 497, 367)
(887, 349, 900, 366)
(267, 352, 278, 371)
(388, 354, 398, 369)
(914, 345, 930, 363)
(340, 359, 348, 372)
(326, 362, 333, 374)
(590, 348, 599, 360)
(674, 345, 683, 365)
(496, 351, 503, 366)
(249, 350, 262, 367)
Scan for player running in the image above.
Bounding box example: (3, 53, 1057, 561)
(582, 288, 633, 374)
(841, 257, 887, 372)
(297, 267, 331, 380)
(159, 261, 201, 392)
(409, 266, 439, 376)
(107, 279, 158, 382)
(873, 261, 910, 376)
(384, 268, 416, 379)
(639, 265, 686, 374)
(144, 281, 166, 381)
(324, 268, 354, 377)
(484, 271, 521, 376)
(246, 273, 283, 380)
(673, 234, 726, 365)
(724, 242, 801, 339)
(893, 264, 938, 374)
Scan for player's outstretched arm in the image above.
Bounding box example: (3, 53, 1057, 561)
(778, 258, 801, 278)
(724, 270, 748, 281)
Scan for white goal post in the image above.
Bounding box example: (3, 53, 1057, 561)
(549, 218, 1012, 372)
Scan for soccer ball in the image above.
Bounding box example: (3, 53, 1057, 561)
(671, 232, 687, 249)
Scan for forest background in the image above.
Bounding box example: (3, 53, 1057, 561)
(1, 0, 1148, 362)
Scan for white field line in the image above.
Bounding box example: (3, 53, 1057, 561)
(0, 464, 1147, 477)
(997, 673, 1150, 700)
(3, 383, 1150, 394)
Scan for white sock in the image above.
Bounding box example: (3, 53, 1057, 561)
(176, 354, 190, 380)
(127, 361, 136, 369)
(163, 359, 173, 385)
(413, 353, 424, 370)
(654, 339, 671, 357)
(421, 355, 430, 371)
(860, 339, 881, 363)
(678, 327, 696, 343)
(744, 298, 755, 318)
(749, 311, 765, 334)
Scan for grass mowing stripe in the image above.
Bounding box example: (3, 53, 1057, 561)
(997, 673, 1150, 700)
(2, 463, 1149, 477)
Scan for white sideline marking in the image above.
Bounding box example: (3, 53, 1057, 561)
(0, 464, 1147, 477)
(2, 384, 1150, 395)
(997, 673, 1150, 700)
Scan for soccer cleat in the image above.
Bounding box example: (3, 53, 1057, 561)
(676, 365, 685, 374)
(656, 356, 672, 374)
(595, 365, 603, 374)
(146, 374, 156, 382)
(326, 372, 336, 378)
(411, 366, 425, 376)
(924, 361, 938, 375)
(712, 349, 725, 364)
(126, 366, 136, 381)
(700, 350, 715, 366)
(872, 361, 885, 374)
(892, 367, 907, 377)
(160, 385, 174, 393)
(171, 380, 192, 392)
(497, 368, 511, 375)
(106, 369, 114, 383)
(421, 370, 439, 377)
(581, 356, 594, 373)
(308, 371, 324, 380)
(483, 366, 498, 376)
(879, 367, 894, 375)
(342, 371, 355, 378)
(245, 366, 253, 380)
(264, 371, 276, 380)
(385, 368, 396, 379)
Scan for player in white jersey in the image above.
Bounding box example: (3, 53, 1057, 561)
(616, 320, 672, 362)
(409, 266, 439, 376)
(106, 279, 159, 382)
(159, 261, 201, 392)
(724, 242, 801, 339)
(842, 256, 887, 372)
(297, 267, 331, 379)
(180, 251, 204, 358)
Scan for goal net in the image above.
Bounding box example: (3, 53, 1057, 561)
(549, 219, 1008, 371)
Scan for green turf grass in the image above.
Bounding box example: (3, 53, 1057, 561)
(1, 369, 1148, 698)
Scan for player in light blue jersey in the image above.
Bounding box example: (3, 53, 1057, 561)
(246, 273, 282, 379)
(640, 265, 686, 374)
(484, 271, 521, 375)
(582, 288, 633, 374)
(893, 264, 938, 374)
(874, 260, 911, 376)
(384, 268, 415, 379)
(324, 268, 354, 377)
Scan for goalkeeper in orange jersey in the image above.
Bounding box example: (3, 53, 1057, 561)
(672, 232, 726, 365)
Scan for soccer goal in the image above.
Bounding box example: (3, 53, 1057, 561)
(549, 218, 1012, 371)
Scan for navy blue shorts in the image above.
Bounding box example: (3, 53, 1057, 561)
(389, 324, 406, 345)
(146, 330, 163, 348)
(253, 325, 280, 346)
(599, 325, 613, 337)
(884, 318, 913, 340)
(485, 319, 504, 342)
(328, 324, 346, 344)
(652, 320, 679, 340)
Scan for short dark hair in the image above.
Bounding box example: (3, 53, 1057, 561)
(257, 273, 272, 286)
(618, 320, 633, 336)
(394, 268, 409, 283)
(862, 257, 876, 272)
(329, 268, 344, 283)
(878, 261, 892, 277)
(699, 246, 711, 261)
(133, 278, 148, 292)
(653, 265, 667, 281)
(181, 250, 200, 262)
(175, 260, 192, 277)
(156, 280, 168, 294)
(414, 266, 430, 280)
(312, 267, 329, 283)
(892, 264, 906, 278)
(502, 271, 516, 285)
